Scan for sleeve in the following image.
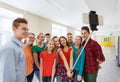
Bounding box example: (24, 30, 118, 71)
(94, 41, 105, 61)
(0, 48, 16, 82)
(32, 46, 38, 53)
(78, 48, 86, 76)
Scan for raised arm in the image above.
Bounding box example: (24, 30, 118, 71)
(58, 50, 69, 71)
(69, 48, 73, 70)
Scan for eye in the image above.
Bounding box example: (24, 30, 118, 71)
(28, 37, 35, 39)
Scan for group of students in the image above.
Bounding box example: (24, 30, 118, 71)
(0, 18, 105, 82)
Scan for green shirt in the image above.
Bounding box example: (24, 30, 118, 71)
(32, 45, 45, 71)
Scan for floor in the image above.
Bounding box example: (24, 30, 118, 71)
(97, 47, 120, 82)
(33, 47, 120, 82)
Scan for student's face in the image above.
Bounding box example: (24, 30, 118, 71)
(38, 34, 45, 43)
(53, 38, 60, 47)
(45, 35, 51, 42)
(67, 35, 73, 43)
(26, 34, 35, 45)
(47, 41, 54, 50)
(75, 36, 82, 46)
(13, 23, 28, 40)
(60, 38, 67, 47)
(81, 30, 89, 41)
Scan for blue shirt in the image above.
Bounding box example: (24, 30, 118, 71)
(0, 37, 26, 82)
(72, 46, 86, 76)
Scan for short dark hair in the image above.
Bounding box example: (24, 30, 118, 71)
(45, 33, 51, 36)
(67, 32, 72, 36)
(52, 36, 58, 40)
(12, 18, 28, 28)
(81, 26, 90, 33)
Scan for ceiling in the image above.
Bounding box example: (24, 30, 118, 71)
(0, 0, 120, 33)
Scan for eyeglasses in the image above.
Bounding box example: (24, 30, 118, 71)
(28, 37, 35, 39)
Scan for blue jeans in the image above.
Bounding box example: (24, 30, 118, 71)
(56, 76, 71, 82)
(72, 71, 82, 82)
(26, 71, 34, 82)
(34, 71, 40, 82)
(42, 76, 51, 82)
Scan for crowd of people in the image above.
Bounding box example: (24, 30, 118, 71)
(0, 18, 105, 82)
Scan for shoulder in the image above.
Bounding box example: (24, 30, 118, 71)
(90, 39, 97, 43)
(69, 47, 73, 51)
(32, 45, 39, 51)
(32, 45, 38, 48)
(69, 46, 73, 50)
(40, 51, 46, 55)
(0, 40, 17, 52)
(40, 51, 46, 57)
(80, 47, 86, 54)
(54, 53, 57, 57)
(89, 39, 99, 45)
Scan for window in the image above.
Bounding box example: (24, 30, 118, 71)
(74, 30, 80, 36)
(0, 8, 23, 46)
(52, 24, 67, 37)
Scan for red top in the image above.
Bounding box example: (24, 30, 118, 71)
(40, 51, 57, 76)
(59, 47, 72, 64)
(82, 38, 105, 74)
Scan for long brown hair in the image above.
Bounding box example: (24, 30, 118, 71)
(76, 36, 82, 56)
(59, 36, 69, 49)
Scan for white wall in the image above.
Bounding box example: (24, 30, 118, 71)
(0, 2, 74, 36)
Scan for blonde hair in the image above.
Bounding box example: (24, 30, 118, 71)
(44, 39, 55, 54)
(37, 32, 44, 39)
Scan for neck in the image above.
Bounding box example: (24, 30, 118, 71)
(37, 42, 43, 47)
(64, 45, 68, 48)
(24, 43, 32, 47)
(75, 44, 79, 48)
(47, 49, 52, 54)
(13, 35, 22, 41)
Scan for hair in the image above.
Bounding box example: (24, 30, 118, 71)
(59, 36, 69, 49)
(12, 18, 28, 28)
(36, 32, 44, 39)
(52, 36, 58, 40)
(67, 32, 73, 36)
(81, 26, 90, 33)
(44, 39, 55, 53)
(75, 36, 82, 56)
(45, 33, 51, 36)
(24, 32, 35, 47)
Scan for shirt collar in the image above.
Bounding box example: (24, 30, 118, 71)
(11, 37, 23, 47)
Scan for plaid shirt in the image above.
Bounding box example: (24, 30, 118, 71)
(82, 38, 105, 74)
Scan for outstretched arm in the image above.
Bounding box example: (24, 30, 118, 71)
(59, 50, 69, 70)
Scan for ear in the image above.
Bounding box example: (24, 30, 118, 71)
(12, 26, 17, 31)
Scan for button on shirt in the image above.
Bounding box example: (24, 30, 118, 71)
(0, 37, 26, 82)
